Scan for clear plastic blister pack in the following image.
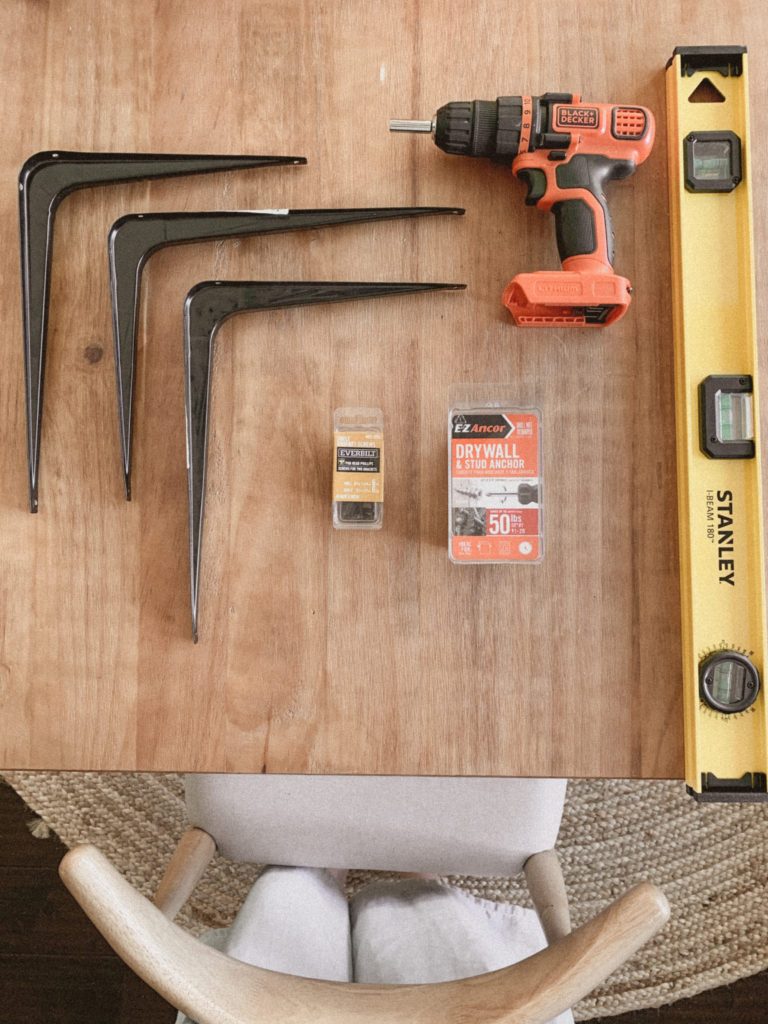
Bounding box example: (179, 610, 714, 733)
(448, 385, 543, 564)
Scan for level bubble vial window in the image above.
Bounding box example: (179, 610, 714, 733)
(715, 389, 754, 444)
(692, 139, 732, 179)
(700, 650, 760, 714)
(684, 130, 742, 192)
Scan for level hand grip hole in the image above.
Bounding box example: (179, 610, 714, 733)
(688, 77, 726, 103)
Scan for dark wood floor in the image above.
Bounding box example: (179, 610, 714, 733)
(0, 780, 175, 1023)
(2, 779, 767, 1022)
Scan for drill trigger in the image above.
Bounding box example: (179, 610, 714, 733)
(516, 167, 547, 206)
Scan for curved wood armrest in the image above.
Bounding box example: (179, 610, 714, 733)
(60, 844, 669, 1024)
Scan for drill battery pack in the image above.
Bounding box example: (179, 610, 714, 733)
(502, 269, 631, 326)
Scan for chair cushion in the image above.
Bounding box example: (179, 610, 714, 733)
(185, 775, 566, 876)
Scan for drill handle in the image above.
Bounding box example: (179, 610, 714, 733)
(517, 153, 636, 272)
(553, 154, 635, 271)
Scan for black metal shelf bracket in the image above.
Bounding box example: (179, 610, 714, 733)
(18, 150, 305, 511)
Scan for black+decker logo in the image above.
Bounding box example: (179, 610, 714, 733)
(555, 106, 599, 129)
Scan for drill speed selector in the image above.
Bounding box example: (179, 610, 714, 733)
(391, 93, 655, 326)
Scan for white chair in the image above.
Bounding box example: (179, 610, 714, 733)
(59, 775, 669, 1024)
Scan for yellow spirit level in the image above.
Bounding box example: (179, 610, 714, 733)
(667, 46, 767, 801)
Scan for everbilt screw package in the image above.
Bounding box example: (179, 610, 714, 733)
(332, 407, 384, 530)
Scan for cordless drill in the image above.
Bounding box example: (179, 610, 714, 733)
(391, 93, 655, 326)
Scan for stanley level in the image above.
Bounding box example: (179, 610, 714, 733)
(667, 46, 767, 801)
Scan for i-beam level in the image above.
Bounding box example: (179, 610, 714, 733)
(667, 46, 768, 802)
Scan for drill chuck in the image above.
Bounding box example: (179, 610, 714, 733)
(434, 98, 526, 164)
(391, 98, 534, 165)
(390, 95, 578, 164)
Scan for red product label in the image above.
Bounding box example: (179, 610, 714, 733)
(450, 410, 542, 563)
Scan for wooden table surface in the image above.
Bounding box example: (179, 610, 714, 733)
(1, 0, 766, 775)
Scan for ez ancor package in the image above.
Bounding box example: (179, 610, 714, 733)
(449, 391, 542, 564)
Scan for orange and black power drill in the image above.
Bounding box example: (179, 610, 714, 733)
(391, 94, 655, 326)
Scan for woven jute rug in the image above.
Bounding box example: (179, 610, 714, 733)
(2, 772, 767, 1019)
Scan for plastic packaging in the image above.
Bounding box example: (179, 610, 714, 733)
(332, 407, 384, 530)
(449, 386, 543, 563)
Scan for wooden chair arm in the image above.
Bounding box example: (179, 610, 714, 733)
(60, 844, 669, 1024)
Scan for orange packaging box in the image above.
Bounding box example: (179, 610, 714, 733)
(449, 405, 542, 564)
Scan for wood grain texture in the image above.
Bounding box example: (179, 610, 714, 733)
(0, 782, 175, 1023)
(1, 0, 765, 774)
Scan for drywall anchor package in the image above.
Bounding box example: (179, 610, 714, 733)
(449, 391, 542, 563)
